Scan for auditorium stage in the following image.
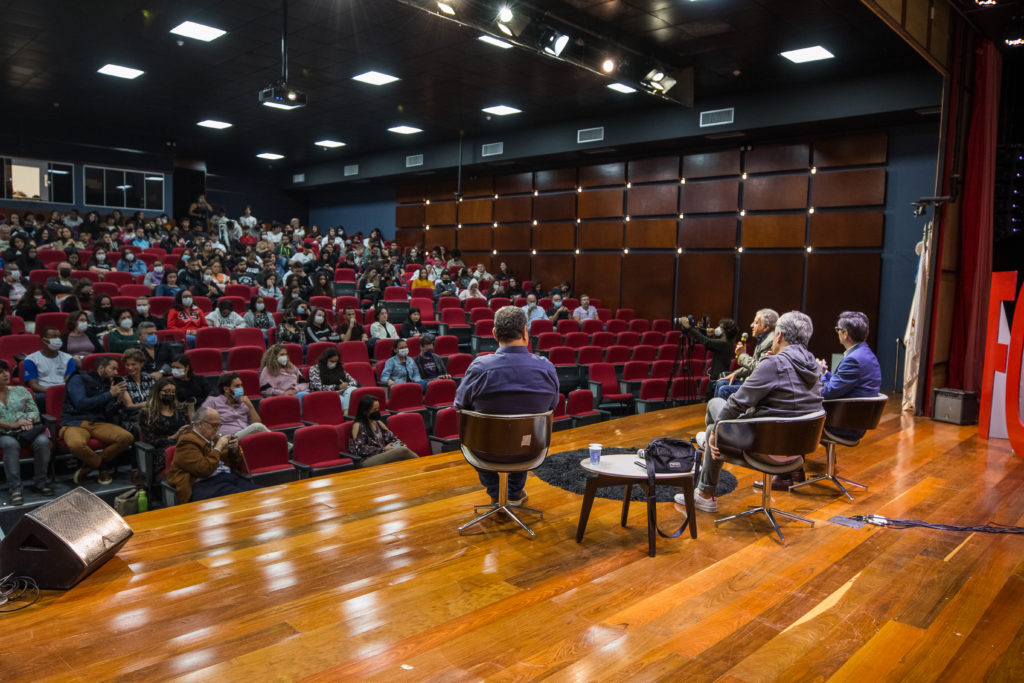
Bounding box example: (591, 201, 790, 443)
(3, 401, 1023, 681)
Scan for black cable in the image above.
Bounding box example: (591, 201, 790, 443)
(850, 514, 1024, 534)
(0, 571, 40, 612)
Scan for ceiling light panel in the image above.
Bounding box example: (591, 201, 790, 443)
(353, 70, 400, 85)
(388, 126, 423, 134)
(780, 46, 834, 63)
(170, 21, 226, 42)
(315, 140, 346, 148)
(197, 119, 232, 129)
(482, 105, 522, 116)
(98, 64, 144, 79)
(257, 153, 284, 160)
(478, 35, 513, 49)
(607, 83, 637, 94)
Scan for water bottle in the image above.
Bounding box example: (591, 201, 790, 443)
(137, 489, 149, 513)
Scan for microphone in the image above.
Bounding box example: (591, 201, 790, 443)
(741, 332, 748, 343)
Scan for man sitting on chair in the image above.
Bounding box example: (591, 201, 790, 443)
(817, 311, 882, 439)
(455, 306, 559, 506)
(166, 406, 255, 503)
(681, 311, 823, 512)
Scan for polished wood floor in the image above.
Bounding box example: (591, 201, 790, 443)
(4, 400, 1023, 682)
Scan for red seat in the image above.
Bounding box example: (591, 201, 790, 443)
(346, 387, 387, 418)
(605, 319, 627, 334)
(79, 353, 125, 374)
(556, 319, 579, 334)
(112, 296, 138, 311)
(423, 378, 456, 409)
(433, 335, 459, 356)
(155, 329, 186, 344)
(120, 284, 151, 297)
(387, 382, 427, 419)
(281, 343, 304, 368)
(632, 345, 657, 362)
(446, 353, 472, 378)
(587, 363, 632, 410)
(385, 411, 431, 458)
(301, 391, 345, 426)
(590, 331, 614, 348)
(335, 295, 359, 310)
(635, 378, 669, 413)
(567, 389, 603, 427)
(92, 282, 118, 296)
(488, 297, 510, 312)
(373, 338, 395, 362)
(301, 341, 332, 366)
(616, 331, 640, 347)
(339, 340, 370, 365)
(440, 307, 470, 329)
(343, 362, 376, 389)
(628, 318, 650, 333)
(548, 346, 576, 367)
(529, 319, 553, 336)
(563, 332, 589, 349)
(576, 346, 603, 366)
(239, 430, 298, 485)
(258, 395, 304, 435)
(374, 360, 387, 384)
(33, 313, 69, 333)
(225, 284, 251, 299)
(290, 425, 355, 477)
(193, 327, 229, 349)
(6, 315, 25, 335)
(463, 298, 488, 313)
(193, 296, 213, 313)
(226, 346, 264, 371)
(604, 345, 631, 365)
(28, 269, 57, 285)
(640, 331, 665, 346)
(309, 295, 333, 311)
(406, 337, 421, 357)
(38, 248, 66, 264)
(185, 348, 222, 376)
(469, 307, 493, 324)
(220, 296, 247, 315)
(650, 360, 674, 380)
(236, 369, 262, 400)
(45, 385, 108, 455)
(656, 344, 679, 362)
(473, 319, 494, 337)
(666, 330, 683, 346)
(428, 407, 460, 452)
(652, 319, 673, 333)
(581, 319, 603, 334)
(535, 332, 562, 354)
(103, 271, 133, 286)
(622, 361, 650, 383)
(384, 286, 407, 301)
(71, 270, 99, 283)
(615, 308, 636, 321)
(149, 296, 175, 317)
(229, 327, 267, 350)
(333, 268, 356, 283)
(437, 296, 461, 312)
(552, 393, 572, 430)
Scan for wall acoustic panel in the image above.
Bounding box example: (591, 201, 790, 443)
(737, 253, 805, 329)
(628, 156, 680, 183)
(680, 179, 739, 214)
(741, 214, 806, 248)
(457, 198, 492, 225)
(678, 216, 737, 249)
(395, 204, 425, 227)
(495, 196, 532, 223)
(534, 192, 576, 221)
(535, 168, 577, 191)
(496, 254, 532, 284)
(425, 201, 457, 226)
(424, 227, 457, 251)
(495, 172, 533, 195)
(683, 149, 741, 178)
(804, 252, 881, 360)
(533, 222, 576, 251)
(461, 176, 494, 197)
(575, 253, 621, 310)
(493, 223, 531, 251)
(396, 184, 425, 204)
(627, 184, 679, 216)
(744, 143, 810, 174)
(579, 162, 625, 187)
(457, 225, 492, 252)
(813, 132, 888, 168)
(809, 210, 885, 247)
(676, 253, 735, 320)
(425, 180, 459, 200)
(578, 188, 624, 219)
(532, 253, 575, 289)
(742, 175, 809, 211)
(577, 220, 624, 250)
(810, 168, 887, 207)
(622, 253, 676, 321)
(625, 218, 677, 249)
(394, 228, 424, 248)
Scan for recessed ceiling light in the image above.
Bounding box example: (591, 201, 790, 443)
(98, 64, 144, 79)
(436, 1, 456, 15)
(170, 21, 226, 42)
(353, 70, 400, 86)
(197, 119, 232, 129)
(607, 82, 637, 94)
(315, 139, 346, 148)
(262, 101, 301, 111)
(478, 34, 513, 49)
(257, 153, 284, 160)
(388, 125, 423, 135)
(482, 105, 521, 116)
(602, 58, 616, 73)
(780, 46, 834, 63)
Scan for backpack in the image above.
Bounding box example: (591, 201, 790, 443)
(640, 437, 699, 538)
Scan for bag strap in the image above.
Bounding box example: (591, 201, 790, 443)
(645, 455, 690, 539)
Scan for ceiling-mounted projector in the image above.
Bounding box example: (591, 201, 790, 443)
(259, 81, 307, 110)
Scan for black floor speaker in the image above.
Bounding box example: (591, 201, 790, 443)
(0, 487, 133, 590)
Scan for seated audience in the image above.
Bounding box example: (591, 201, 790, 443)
(165, 406, 255, 503)
(275, 314, 305, 344)
(259, 345, 308, 397)
(23, 327, 77, 405)
(0, 360, 52, 504)
(306, 307, 340, 343)
(243, 296, 275, 332)
(139, 378, 190, 474)
(156, 270, 184, 298)
(134, 296, 165, 330)
(88, 293, 117, 333)
(64, 311, 103, 359)
(62, 356, 135, 485)
(167, 290, 208, 341)
(202, 373, 274, 438)
(87, 248, 113, 277)
(44, 261, 76, 302)
(169, 354, 209, 409)
(206, 299, 245, 329)
(572, 294, 598, 322)
(308, 348, 358, 410)
(338, 306, 367, 342)
(414, 334, 452, 381)
(370, 307, 399, 340)
(136, 322, 176, 375)
(120, 348, 155, 435)
(14, 283, 59, 331)
(400, 307, 429, 338)
(546, 292, 571, 324)
(520, 293, 546, 324)
(116, 247, 147, 275)
(143, 260, 166, 288)
(258, 272, 283, 300)
(434, 270, 457, 299)
(716, 308, 778, 400)
(108, 309, 140, 353)
(381, 338, 426, 389)
(459, 279, 486, 302)
(348, 395, 419, 466)
(0, 263, 26, 306)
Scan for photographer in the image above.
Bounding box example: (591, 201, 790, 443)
(680, 316, 740, 399)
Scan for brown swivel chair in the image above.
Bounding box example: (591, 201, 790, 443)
(713, 410, 827, 542)
(790, 393, 888, 500)
(457, 409, 552, 537)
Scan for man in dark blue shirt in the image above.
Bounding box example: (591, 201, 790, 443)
(455, 306, 559, 504)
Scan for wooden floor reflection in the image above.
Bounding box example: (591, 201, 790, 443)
(5, 400, 1023, 682)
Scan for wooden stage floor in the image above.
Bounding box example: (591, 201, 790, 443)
(3, 401, 1023, 682)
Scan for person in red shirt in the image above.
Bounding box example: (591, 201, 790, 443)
(166, 290, 207, 346)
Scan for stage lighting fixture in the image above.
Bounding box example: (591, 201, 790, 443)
(437, 1, 456, 15)
(540, 29, 570, 56)
(602, 58, 616, 73)
(498, 6, 513, 23)
(1006, 16, 1024, 46)
(641, 67, 677, 94)
(496, 8, 530, 38)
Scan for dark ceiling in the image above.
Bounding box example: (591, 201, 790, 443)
(0, 0, 1008, 174)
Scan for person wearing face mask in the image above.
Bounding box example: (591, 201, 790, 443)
(143, 259, 166, 288)
(380, 339, 427, 391)
(305, 306, 340, 343)
(168, 355, 209, 410)
(44, 260, 76, 303)
(0, 262, 27, 306)
(135, 322, 176, 375)
(58, 279, 95, 315)
(63, 311, 103, 359)
(23, 326, 77, 406)
(13, 283, 59, 333)
(259, 344, 309, 398)
(308, 348, 359, 409)
(167, 290, 208, 343)
(116, 248, 147, 276)
(202, 373, 274, 439)
(177, 259, 204, 290)
(16, 246, 45, 274)
(546, 292, 571, 324)
(87, 248, 113, 276)
(108, 309, 140, 352)
(119, 348, 156, 437)
(400, 308, 429, 338)
(133, 296, 165, 330)
(679, 316, 741, 399)
(139, 378, 190, 476)
(348, 395, 418, 467)
(413, 334, 452, 381)
(275, 314, 304, 344)
(433, 271, 457, 299)
(205, 300, 245, 329)
(61, 356, 135, 486)
(243, 296, 275, 333)
(519, 293, 546, 325)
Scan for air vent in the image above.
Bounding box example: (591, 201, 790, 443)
(291, 173, 305, 184)
(699, 107, 735, 127)
(481, 141, 504, 157)
(343, 164, 359, 177)
(406, 154, 424, 168)
(577, 126, 605, 144)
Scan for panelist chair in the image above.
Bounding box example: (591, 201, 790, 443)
(790, 394, 887, 501)
(457, 409, 553, 537)
(713, 410, 827, 542)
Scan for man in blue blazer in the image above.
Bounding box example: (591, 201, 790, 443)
(819, 311, 882, 440)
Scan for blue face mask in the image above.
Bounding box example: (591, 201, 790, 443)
(232, 387, 245, 399)
(553, 301, 562, 308)
(145, 334, 158, 346)
(182, 254, 190, 261)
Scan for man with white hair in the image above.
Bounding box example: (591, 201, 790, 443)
(714, 308, 779, 400)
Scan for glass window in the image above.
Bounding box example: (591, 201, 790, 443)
(0, 157, 74, 203)
(144, 174, 163, 211)
(104, 169, 124, 208)
(85, 166, 104, 205)
(124, 171, 145, 209)
(84, 165, 164, 210)
(47, 164, 73, 203)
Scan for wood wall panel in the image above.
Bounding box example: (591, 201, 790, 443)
(497, 254, 532, 284)
(813, 132, 888, 167)
(533, 222, 576, 251)
(625, 218, 677, 249)
(809, 210, 885, 247)
(425, 180, 458, 200)
(424, 227, 456, 251)
(532, 253, 575, 289)
(683, 149, 741, 178)
(680, 179, 739, 214)
(395, 204, 425, 227)
(396, 184, 425, 204)
(741, 214, 806, 248)
(578, 189, 624, 219)
(394, 228, 424, 248)
(622, 253, 676, 321)
(678, 216, 737, 249)
(457, 198, 492, 224)
(676, 253, 735, 320)
(535, 168, 576, 191)
(493, 223, 531, 251)
(495, 196, 532, 223)
(805, 253, 881, 359)
(460, 252, 491, 272)
(425, 201, 457, 226)
(744, 144, 810, 173)
(579, 162, 625, 187)
(457, 226, 492, 252)
(627, 184, 678, 216)
(534, 193, 576, 221)
(461, 177, 494, 197)
(737, 253, 804, 329)
(575, 253, 621, 310)
(577, 220, 623, 250)
(628, 156, 680, 183)
(811, 169, 886, 207)
(494, 172, 533, 195)
(743, 175, 809, 211)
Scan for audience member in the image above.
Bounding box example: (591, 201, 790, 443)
(155, 270, 184, 298)
(0, 263, 26, 305)
(64, 311, 103, 359)
(14, 283, 59, 331)
(167, 290, 208, 340)
(23, 327, 77, 405)
(400, 307, 429, 338)
(108, 309, 140, 352)
(259, 345, 308, 397)
(348, 394, 419, 466)
(275, 314, 305, 344)
(117, 247, 147, 275)
(169, 354, 209, 409)
(88, 293, 117, 333)
(338, 306, 367, 342)
(546, 292, 571, 324)
(206, 299, 245, 329)
(459, 279, 486, 302)
(434, 270, 457, 299)
(121, 348, 156, 435)
(133, 296, 165, 330)
(572, 294, 598, 322)
(166, 406, 255, 502)
(305, 307, 340, 343)
(370, 307, 399, 340)
(715, 308, 778, 400)
(308, 348, 358, 409)
(0, 360, 52, 504)
(681, 316, 740, 398)
(414, 334, 451, 381)
(202, 373, 274, 438)
(243, 296, 275, 332)
(520, 293, 546, 325)
(138, 378, 190, 474)
(381, 338, 426, 390)
(62, 356, 135, 485)
(136, 322, 175, 375)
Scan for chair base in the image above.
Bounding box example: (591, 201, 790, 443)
(788, 443, 867, 501)
(715, 472, 814, 542)
(458, 471, 543, 537)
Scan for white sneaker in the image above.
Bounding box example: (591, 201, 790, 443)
(694, 431, 707, 452)
(675, 490, 717, 512)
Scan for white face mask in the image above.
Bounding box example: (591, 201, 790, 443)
(277, 355, 290, 366)
(77, 321, 89, 332)
(397, 348, 409, 358)
(9, 270, 20, 280)
(96, 253, 106, 262)
(181, 297, 193, 307)
(48, 338, 63, 351)
(137, 305, 149, 314)
(126, 254, 135, 261)
(153, 266, 163, 273)
(327, 361, 338, 370)
(314, 315, 325, 325)
(714, 326, 723, 337)
(171, 368, 185, 378)
(256, 303, 266, 312)
(120, 318, 133, 329)
(203, 274, 213, 282)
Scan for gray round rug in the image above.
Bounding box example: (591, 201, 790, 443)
(535, 447, 738, 502)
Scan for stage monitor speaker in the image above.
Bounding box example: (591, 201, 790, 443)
(0, 487, 133, 590)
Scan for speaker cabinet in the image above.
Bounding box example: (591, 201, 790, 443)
(0, 487, 133, 589)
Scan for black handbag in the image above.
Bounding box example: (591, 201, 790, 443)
(640, 437, 699, 538)
(4, 423, 49, 447)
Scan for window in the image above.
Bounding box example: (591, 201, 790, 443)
(84, 165, 164, 211)
(1, 157, 74, 203)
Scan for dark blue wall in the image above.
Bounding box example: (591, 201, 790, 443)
(308, 184, 396, 239)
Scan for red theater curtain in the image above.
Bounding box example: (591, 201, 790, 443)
(949, 40, 1001, 392)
